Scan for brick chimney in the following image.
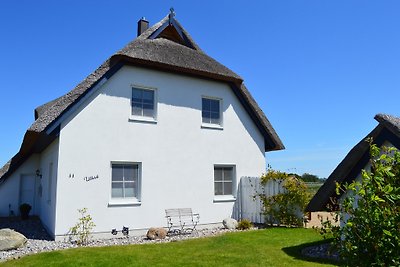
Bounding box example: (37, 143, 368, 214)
(137, 17, 149, 36)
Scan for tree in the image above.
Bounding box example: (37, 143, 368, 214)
(300, 173, 320, 183)
(323, 142, 400, 266)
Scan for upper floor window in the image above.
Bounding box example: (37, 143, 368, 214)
(202, 97, 221, 125)
(111, 163, 141, 200)
(131, 87, 156, 119)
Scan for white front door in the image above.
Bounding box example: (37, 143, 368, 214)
(20, 174, 37, 215)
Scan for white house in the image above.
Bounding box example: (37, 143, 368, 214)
(0, 12, 284, 240)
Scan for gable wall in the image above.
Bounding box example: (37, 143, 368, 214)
(55, 65, 266, 237)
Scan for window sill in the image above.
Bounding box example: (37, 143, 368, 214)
(201, 124, 223, 130)
(213, 196, 236, 203)
(108, 199, 142, 207)
(129, 116, 157, 124)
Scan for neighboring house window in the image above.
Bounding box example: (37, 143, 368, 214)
(111, 163, 140, 200)
(214, 166, 235, 196)
(131, 87, 155, 118)
(202, 97, 221, 125)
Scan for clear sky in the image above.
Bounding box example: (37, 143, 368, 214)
(1, 1, 399, 178)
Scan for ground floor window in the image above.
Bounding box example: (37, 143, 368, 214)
(214, 165, 235, 196)
(111, 163, 140, 200)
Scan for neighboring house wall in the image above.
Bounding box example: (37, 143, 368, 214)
(0, 155, 39, 217)
(55, 65, 266, 237)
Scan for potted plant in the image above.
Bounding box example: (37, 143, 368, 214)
(19, 203, 32, 220)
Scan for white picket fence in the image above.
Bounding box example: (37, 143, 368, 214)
(232, 176, 285, 224)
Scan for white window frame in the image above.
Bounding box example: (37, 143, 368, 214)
(109, 162, 142, 206)
(213, 164, 236, 202)
(129, 85, 158, 124)
(201, 96, 223, 129)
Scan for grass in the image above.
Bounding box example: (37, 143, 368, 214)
(1, 228, 339, 267)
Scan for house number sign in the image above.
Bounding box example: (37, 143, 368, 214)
(84, 175, 99, 182)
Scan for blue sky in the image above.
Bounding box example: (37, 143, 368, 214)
(1, 1, 399, 178)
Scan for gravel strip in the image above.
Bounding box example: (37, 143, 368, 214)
(0, 219, 237, 262)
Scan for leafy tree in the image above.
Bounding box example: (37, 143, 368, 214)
(321, 142, 400, 266)
(300, 173, 320, 182)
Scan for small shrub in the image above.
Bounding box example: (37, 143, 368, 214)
(19, 203, 32, 220)
(237, 219, 253, 230)
(69, 208, 96, 246)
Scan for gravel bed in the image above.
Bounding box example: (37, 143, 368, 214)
(301, 242, 340, 261)
(0, 217, 237, 262)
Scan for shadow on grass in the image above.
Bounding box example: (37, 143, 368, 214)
(282, 239, 342, 266)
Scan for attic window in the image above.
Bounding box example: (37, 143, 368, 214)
(131, 87, 157, 121)
(202, 97, 222, 126)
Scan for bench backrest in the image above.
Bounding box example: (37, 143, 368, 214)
(165, 208, 193, 218)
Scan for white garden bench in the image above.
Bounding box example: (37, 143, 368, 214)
(165, 208, 200, 235)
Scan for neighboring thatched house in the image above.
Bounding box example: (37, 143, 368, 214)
(306, 114, 400, 212)
(0, 11, 283, 240)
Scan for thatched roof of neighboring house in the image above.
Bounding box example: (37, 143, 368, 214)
(306, 114, 400, 212)
(0, 12, 284, 185)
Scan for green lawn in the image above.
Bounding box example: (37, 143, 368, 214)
(1, 228, 339, 267)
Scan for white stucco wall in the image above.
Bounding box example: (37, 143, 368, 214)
(37, 139, 59, 236)
(55, 65, 266, 237)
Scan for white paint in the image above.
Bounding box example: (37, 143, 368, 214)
(55, 66, 266, 238)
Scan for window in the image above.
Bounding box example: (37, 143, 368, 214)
(202, 97, 221, 125)
(214, 166, 235, 196)
(111, 163, 140, 200)
(131, 87, 155, 118)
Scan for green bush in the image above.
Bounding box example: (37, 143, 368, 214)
(321, 141, 400, 266)
(258, 169, 311, 227)
(237, 219, 253, 230)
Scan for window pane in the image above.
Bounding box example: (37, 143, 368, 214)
(112, 166, 123, 181)
(124, 165, 134, 181)
(214, 168, 223, 181)
(112, 182, 123, 198)
(125, 182, 135, 197)
(223, 181, 233, 195)
(143, 104, 154, 117)
(142, 90, 154, 101)
(132, 102, 142, 116)
(132, 89, 142, 102)
(210, 112, 220, 124)
(214, 182, 223, 195)
(202, 98, 210, 111)
(223, 168, 233, 181)
(210, 99, 220, 113)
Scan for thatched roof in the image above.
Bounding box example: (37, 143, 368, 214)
(306, 113, 400, 212)
(0, 13, 284, 184)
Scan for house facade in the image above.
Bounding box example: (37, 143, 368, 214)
(0, 12, 284, 239)
(306, 113, 400, 212)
